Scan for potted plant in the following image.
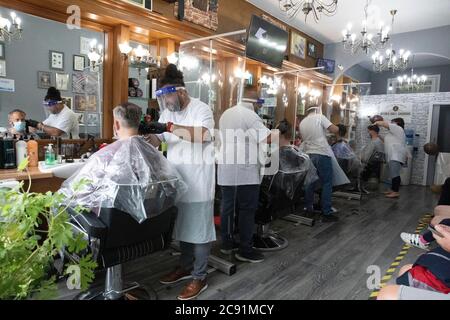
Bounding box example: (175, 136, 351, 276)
(0, 159, 97, 300)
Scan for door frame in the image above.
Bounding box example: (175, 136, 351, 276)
(424, 101, 450, 185)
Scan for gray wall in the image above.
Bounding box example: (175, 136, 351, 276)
(344, 64, 372, 83)
(369, 64, 450, 95)
(0, 9, 104, 136)
(325, 25, 450, 80)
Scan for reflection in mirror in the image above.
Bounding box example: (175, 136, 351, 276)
(0, 7, 104, 139)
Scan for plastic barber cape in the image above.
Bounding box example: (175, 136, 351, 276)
(59, 136, 187, 223)
(158, 98, 216, 244)
(271, 145, 319, 200)
(299, 113, 350, 186)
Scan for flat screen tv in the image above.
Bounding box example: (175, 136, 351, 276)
(317, 58, 335, 73)
(245, 15, 289, 69)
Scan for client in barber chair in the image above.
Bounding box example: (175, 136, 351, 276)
(331, 124, 364, 193)
(59, 102, 186, 223)
(360, 125, 385, 185)
(254, 120, 318, 250)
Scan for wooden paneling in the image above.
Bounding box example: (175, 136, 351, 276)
(112, 24, 131, 110)
(152, 0, 325, 69)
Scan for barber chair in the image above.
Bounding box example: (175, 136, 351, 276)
(67, 206, 177, 300)
(254, 165, 315, 252)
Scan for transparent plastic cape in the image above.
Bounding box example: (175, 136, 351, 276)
(332, 141, 363, 178)
(268, 146, 319, 200)
(59, 136, 187, 223)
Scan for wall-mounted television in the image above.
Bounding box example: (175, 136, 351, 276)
(317, 58, 335, 73)
(245, 15, 289, 69)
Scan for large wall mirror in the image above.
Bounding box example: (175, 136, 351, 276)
(0, 7, 105, 138)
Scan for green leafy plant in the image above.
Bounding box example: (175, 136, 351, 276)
(0, 159, 97, 300)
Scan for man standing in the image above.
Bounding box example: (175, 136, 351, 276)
(218, 93, 272, 263)
(300, 105, 340, 222)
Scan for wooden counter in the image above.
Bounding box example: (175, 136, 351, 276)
(0, 167, 64, 193)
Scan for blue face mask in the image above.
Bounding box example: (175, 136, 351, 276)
(14, 121, 26, 132)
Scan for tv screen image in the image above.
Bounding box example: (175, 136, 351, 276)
(317, 58, 335, 73)
(245, 15, 289, 69)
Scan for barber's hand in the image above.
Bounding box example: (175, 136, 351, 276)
(26, 119, 40, 129)
(434, 225, 450, 253)
(139, 122, 173, 135)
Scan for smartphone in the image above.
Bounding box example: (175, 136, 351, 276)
(428, 225, 444, 238)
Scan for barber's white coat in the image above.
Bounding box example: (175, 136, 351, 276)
(299, 113, 350, 186)
(159, 98, 216, 244)
(383, 123, 407, 164)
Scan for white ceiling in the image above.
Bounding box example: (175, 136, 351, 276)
(247, 0, 450, 44)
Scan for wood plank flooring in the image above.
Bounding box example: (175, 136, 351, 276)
(57, 185, 438, 300)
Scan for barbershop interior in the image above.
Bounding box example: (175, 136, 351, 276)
(0, 0, 449, 302)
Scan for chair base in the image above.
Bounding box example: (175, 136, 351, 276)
(253, 233, 289, 252)
(74, 283, 156, 300)
(282, 213, 315, 227)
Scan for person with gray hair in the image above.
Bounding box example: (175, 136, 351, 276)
(59, 101, 187, 223)
(112, 102, 142, 140)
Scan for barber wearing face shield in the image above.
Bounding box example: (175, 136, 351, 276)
(145, 64, 215, 301)
(217, 93, 272, 264)
(27, 87, 80, 139)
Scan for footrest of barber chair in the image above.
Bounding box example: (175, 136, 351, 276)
(253, 233, 289, 252)
(282, 213, 315, 227)
(332, 191, 362, 201)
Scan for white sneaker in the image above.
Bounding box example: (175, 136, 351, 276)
(400, 233, 429, 250)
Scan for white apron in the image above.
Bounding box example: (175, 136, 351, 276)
(159, 98, 216, 244)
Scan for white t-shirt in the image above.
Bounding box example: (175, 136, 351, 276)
(43, 105, 80, 139)
(384, 123, 407, 164)
(217, 102, 271, 186)
(299, 113, 333, 156)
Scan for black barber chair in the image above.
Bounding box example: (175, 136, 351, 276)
(254, 150, 315, 252)
(68, 206, 177, 300)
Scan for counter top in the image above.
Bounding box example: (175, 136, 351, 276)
(0, 167, 54, 181)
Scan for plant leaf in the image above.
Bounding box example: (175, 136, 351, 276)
(17, 158, 29, 172)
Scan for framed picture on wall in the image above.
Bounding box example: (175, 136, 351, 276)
(56, 73, 70, 91)
(74, 94, 97, 112)
(86, 113, 100, 126)
(307, 41, 317, 58)
(290, 32, 306, 60)
(0, 60, 5, 77)
(50, 50, 65, 71)
(73, 55, 86, 71)
(37, 71, 54, 89)
(62, 96, 73, 109)
(75, 112, 85, 126)
(0, 42, 5, 59)
(80, 37, 92, 55)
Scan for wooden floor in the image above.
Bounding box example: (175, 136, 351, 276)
(58, 185, 438, 300)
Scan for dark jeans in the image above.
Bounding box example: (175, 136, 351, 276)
(305, 154, 333, 215)
(221, 185, 260, 254)
(423, 218, 450, 243)
(438, 178, 450, 206)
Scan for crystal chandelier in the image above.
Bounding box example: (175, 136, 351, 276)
(87, 39, 104, 68)
(278, 0, 338, 23)
(341, 0, 390, 55)
(371, 10, 411, 72)
(0, 11, 23, 42)
(390, 68, 428, 93)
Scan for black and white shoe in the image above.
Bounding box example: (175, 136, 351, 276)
(400, 233, 429, 250)
(235, 250, 264, 263)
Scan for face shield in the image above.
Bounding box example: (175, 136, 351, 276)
(43, 99, 62, 116)
(241, 98, 265, 112)
(156, 86, 185, 113)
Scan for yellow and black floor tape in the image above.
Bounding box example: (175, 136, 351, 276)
(368, 213, 433, 300)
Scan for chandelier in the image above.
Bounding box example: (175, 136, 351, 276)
(0, 11, 23, 42)
(341, 0, 390, 55)
(87, 39, 104, 70)
(390, 66, 428, 93)
(371, 10, 411, 72)
(278, 0, 338, 23)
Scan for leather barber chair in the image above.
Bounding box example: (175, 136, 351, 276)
(254, 148, 315, 251)
(68, 205, 177, 300)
